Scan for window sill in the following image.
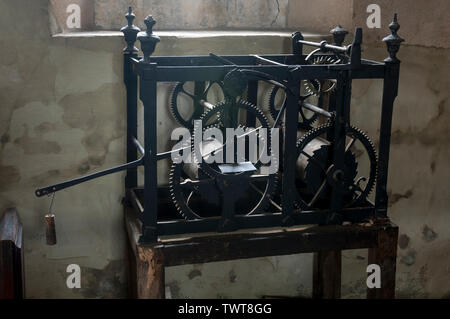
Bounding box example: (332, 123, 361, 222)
(52, 30, 330, 40)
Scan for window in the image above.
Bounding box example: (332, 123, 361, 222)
(50, 0, 291, 34)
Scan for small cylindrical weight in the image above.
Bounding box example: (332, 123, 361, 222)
(45, 214, 57, 245)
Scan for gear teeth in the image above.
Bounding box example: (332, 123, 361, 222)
(305, 55, 340, 96)
(265, 85, 282, 122)
(188, 99, 278, 216)
(169, 162, 200, 220)
(304, 79, 321, 97)
(169, 81, 226, 130)
(294, 123, 378, 210)
(169, 82, 192, 129)
(346, 126, 378, 198)
(266, 84, 319, 128)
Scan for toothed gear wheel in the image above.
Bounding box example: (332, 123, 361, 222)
(294, 123, 377, 210)
(304, 55, 340, 96)
(169, 162, 220, 220)
(169, 81, 224, 130)
(266, 84, 319, 128)
(169, 99, 279, 220)
(194, 99, 274, 175)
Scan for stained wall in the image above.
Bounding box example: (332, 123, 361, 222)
(0, 0, 448, 298)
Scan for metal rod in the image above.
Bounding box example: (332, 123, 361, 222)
(156, 145, 191, 160)
(305, 48, 322, 62)
(209, 52, 237, 66)
(249, 183, 282, 211)
(35, 156, 144, 197)
(199, 99, 215, 110)
(298, 40, 350, 54)
(302, 102, 332, 118)
(252, 55, 287, 66)
(132, 136, 145, 156)
(274, 96, 287, 128)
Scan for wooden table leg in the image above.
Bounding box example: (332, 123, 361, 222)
(367, 225, 398, 299)
(0, 208, 24, 299)
(313, 250, 341, 299)
(136, 246, 165, 299)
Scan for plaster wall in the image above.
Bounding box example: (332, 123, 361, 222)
(49, 0, 450, 49)
(0, 0, 448, 298)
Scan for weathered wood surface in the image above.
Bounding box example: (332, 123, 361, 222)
(313, 250, 342, 299)
(125, 203, 398, 299)
(125, 205, 165, 299)
(136, 246, 165, 299)
(0, 208, 24, 299)
(367, 223, 398, 299)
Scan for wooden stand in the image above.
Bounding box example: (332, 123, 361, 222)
(125, 205, 398, 299)
(0, 208, 24, 299)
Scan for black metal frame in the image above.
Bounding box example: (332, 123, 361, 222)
(35, 8, 403, 243)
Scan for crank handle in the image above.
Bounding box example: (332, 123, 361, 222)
(35, 137, 145, 197)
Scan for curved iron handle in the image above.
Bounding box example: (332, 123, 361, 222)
(35, 137, 144, 197)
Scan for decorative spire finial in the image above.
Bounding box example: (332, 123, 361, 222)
(330, 25, 348, 46)
(126, 6, 134, 26)
(137, 15, 160, 63)
(120, 7, 141, 54)
(383, 13, 404, 63)
(144, 15, 156, 33)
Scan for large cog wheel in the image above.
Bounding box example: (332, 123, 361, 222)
(169, 99, 279, 220)
(169, 81, 224, 130)
(294, 123, 377, 210)
(266, 84, 319, 129)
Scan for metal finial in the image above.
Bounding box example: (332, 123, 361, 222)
(291, 31, 304, 55)
(350, 27, 362, 68)
(126, 6, 135, 26)
(120, 7, 141, 54)
(330, 25, 348, 46)
(137, 15, 160, 63)
(383, 13, 404, 63)
(144, 15, 157, 34)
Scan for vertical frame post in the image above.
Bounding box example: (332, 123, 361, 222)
(246, 80, 258, 127)
(136, 246, 165, 298)
(137, 15, 161, 243)
(291, 32, 303, 55)
(121, 7, 141, 189)
(313, 250, 341, 299)
(350, 28, 362, 69)
(281, 78, 300, 225)
(329, 71, 352, 218)
(139, 67, 158, 243)
(367, 223, 398, 298)
(375, 14, 403, 218)
(124, 55, 139, 189)
(0, 209, 24, 299)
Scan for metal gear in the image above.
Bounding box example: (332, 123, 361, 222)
(294, 123, 377, 210)
(169, 162, 221, 220)
(169, 81, 224, 130)
(169, 99, 279, 220)
(304, 55, 340, 96)
(266, 84, 319, 128)
(194, 99, 275, 174)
